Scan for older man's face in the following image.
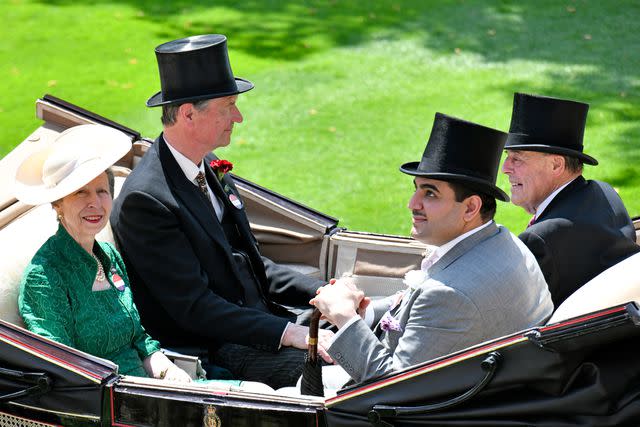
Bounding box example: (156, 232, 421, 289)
(192, 95, 243, 151)
(502, 150, 559, 214)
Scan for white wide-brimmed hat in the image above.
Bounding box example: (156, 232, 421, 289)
(14, 124, 131, 205)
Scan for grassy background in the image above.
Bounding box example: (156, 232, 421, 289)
(2, 0, 639, 236)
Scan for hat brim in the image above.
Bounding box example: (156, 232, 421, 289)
(400, 162, 510, 202)
(14, 125, 131, 205)
(504, 142, 598, 165)
(146, 78, 254, 107)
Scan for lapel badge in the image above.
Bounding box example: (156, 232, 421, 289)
(229, 193, 243, 209)
(112, 272, 126, 292)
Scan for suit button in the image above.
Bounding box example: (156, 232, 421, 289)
(237, 300, 244, 306)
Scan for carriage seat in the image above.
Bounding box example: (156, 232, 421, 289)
(0, 175, 127, 327)
(547, 251, 640, 324)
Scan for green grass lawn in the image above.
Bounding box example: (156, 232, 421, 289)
(2, 0, 639, 236)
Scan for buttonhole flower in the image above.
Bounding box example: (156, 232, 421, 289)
(404, 269, 428, 289)
(209, 159, 233, 181)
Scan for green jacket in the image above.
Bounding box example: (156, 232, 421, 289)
(19, 224, 160, 376)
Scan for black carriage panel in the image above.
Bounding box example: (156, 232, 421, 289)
(325, 303, 640, 427)
(0, 320, 117, 424)
(111, 383, 323, 427)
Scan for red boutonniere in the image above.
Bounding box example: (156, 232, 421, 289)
(209, 159, 233, 181)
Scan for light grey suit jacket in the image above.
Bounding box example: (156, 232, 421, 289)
(329, 222, 553, 384)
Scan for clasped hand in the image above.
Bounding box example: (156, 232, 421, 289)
(281, 323, 335, 363)
(310, 277, 371, 329)
(282, 277, 370, 364)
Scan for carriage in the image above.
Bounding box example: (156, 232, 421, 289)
(1, 95, 639, 426)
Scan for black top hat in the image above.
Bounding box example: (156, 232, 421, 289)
(146, 34, 254, 107)
(400, 113, 509, 201)
(504, 93, 597, 165)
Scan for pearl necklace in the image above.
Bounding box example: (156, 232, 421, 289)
(91, 253, 106, 282)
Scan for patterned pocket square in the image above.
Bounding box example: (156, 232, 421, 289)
(379, 311, 403, 332)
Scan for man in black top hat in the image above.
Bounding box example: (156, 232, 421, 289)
(111, 34, 333, 388)
(310, 113, 552, 386)
(502, 93, 639, 307)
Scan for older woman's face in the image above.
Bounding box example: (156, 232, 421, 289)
(54, 172, 112, 246)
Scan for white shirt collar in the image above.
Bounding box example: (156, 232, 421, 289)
(431, 220, 494, 263)
(534, 177, 577, 220)
(164, 136, 205, 183)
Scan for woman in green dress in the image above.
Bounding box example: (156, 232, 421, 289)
(15, 124, 194, 381)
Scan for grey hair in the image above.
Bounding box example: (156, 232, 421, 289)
(161, 99, 212, 126)
(563, 155, 584, 173)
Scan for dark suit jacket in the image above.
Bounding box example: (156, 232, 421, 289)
(520, 176, 639, 307)
(110, 135, 324, 353)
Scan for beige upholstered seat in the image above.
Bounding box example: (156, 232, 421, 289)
(548, 252, 640, 324)
(0, 204, 57, 327)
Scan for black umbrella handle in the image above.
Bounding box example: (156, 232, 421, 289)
(308, 308, 322, 364)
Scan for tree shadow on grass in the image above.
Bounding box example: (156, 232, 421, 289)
(32, 0, 639, 76)
(34, 0, 640, 186)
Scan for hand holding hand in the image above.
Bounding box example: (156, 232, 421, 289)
(281, 323, 336, 363)
(281, 323, 310, 350)
(310, 278, 366, 328)
(314, 328, 336, 364)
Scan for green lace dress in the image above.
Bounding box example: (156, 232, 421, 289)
(19, 225, 160, 376)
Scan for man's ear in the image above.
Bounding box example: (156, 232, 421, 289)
(177, 103, 195, 124)
(549, 154, 566, 176)
(462, 194, 482, 222)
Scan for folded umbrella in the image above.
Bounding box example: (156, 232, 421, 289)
(300, 308, 323, 396)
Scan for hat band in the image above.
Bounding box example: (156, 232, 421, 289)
(42, 157, 98, 188)
(417, 160, 494, 183)
(506, 133, 584, 152)
(163, 81, 238, 103)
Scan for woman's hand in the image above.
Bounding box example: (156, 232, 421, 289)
(143, 351, 192, 383)
(160, 364, 192, 383)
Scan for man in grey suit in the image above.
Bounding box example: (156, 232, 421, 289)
(311, 113, 553, 385)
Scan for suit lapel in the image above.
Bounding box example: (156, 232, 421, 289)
(158, 137, 230, 251)
(372, 287, 415, 337)
(205, 166, 232, 211)
(536, 176, 586, 222)
(428, 222, 500, 276)
(205, 161, 260, 254)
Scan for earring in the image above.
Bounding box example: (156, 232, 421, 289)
(57, 214, 63, 222)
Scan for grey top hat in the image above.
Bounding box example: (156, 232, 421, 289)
(147, 34, 254, 107)
(400, 113, 509, 202)
(504, 93, 597, 165)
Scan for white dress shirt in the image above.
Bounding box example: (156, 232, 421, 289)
(164, 139, 224, 222)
